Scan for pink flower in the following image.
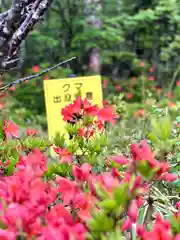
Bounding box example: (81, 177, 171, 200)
(102, 79, 108, 88)
(23, 149, 48, 176)
(168, 102, 176, 108)
(0, 103, 4, 109)
(44, 75, 49, 80)
(134, 109, 145, 118)
(131, 176, 142, 192)
(97, 106, 118, 124)
(78, 127, 94, 138)
(136, 214, 173, 240)
(123, 172, 132, 183)
(157, 162, 169, 175)
(4, 160, 11, 166)
(56, 177, 77, 205)
(26, 128, 38, 136)
(136, 196, 145, 208)
(83, 98, 98, 116)
(136, 224, 145, 238)
(128, 200, 138, 222)
(37, 225, 70, 240)
(149, 67, 154, 73)
(3, 203, 29, 230)
(115, 84, 122, 91)
(61, 97, 82, 121)
(61, 97, 118, 126)
(8, 86, 16, 92)
(176, 202, 180, 209)
(166, 91, 174, 99)
(174, 234, 180, 240)
(111, 168, 121, 178)
(53, 147, 73, 164)
(32, 65, 40, 73)
(0, 229, 16, 240)
(46, 204, 74, 225)
(126, 92, 133, 100)
(109, 155, 129, 165)
(72, 163, 92, 181)
(140, 61, 145, 67)
(148, 76, 155, 81)
(121, 218, 132, 231)
(73, 192, 95, 220)
(100, 172, 119, 190)
(176, 81, 180, 86)
(3, 120, 19, 139)
(160, 173, 178, 182)
(94, 120, 104, 131)
(102, 100, 109, 106)
(130, 141, 155, 163)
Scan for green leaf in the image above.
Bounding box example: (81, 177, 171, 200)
(89, 211, 114, 232)
(100, 199, 117, 212)
(94, 184, 109, 200)
(160, 117, 173, 141)
(150, 116, 173, 142)
(23, 136, 51, 151)
(54, 133, 66, 148)
(113, 183, 129, 206)
(6, 157, 18, 176)
(170, 214, 180, 233)
(148, 133, 159, 144)
(106, 227, 123, 240)
(137, 160, 156, 179)
(44, 163, 72, 178)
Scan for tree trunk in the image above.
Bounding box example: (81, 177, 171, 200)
(85, 0, 102, 74)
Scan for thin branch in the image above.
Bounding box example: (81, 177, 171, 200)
(0, 56, 76, 92)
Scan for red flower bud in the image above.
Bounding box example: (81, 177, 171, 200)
(160, 173, 178, 182)
(121, 218, 132, 231)
(128, 200, 138, 222)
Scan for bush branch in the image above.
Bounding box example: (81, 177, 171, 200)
(0, 56, 76, 91)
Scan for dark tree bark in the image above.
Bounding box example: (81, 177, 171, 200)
(0, 0, 53, 72)
(85, 0, 102, 74)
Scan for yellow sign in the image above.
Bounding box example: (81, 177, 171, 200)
(43, 75, 103, 156)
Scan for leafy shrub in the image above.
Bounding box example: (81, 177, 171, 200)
(0, 97, 179, 239)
